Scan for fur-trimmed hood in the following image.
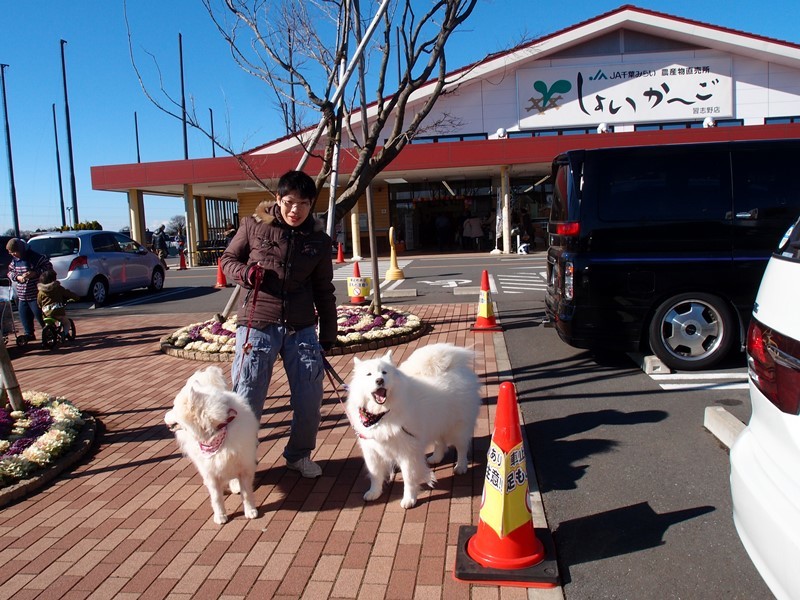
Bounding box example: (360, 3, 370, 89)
(37, 281, 61, 294)
(253, 200, 325, 233)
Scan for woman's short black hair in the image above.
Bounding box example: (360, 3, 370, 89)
(277, 170, 318, 204)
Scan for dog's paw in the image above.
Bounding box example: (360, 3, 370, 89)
(453, 463, 469, 476)
(363, 487, 383, 502)
(213, 513, 229, 525)
(229, 479, 241, 494)
(400, 496, 418, 509)
(426, 455, 443, 466)
(244, 507, 258, 519)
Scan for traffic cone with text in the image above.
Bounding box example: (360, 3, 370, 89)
(336, 242, 346, 264)
(454, 381, 558, 587)
(348, 261, 368, 305)
(214, 258, 229, 288)
(472, 269, 503, 331)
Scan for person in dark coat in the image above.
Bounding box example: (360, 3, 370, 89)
(6, 237, 51, 340)
(220, 170, 336, 479)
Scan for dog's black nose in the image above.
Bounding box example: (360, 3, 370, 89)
(376, 377, 384, 386)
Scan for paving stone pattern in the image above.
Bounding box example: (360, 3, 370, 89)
(0, 305, 543, 599)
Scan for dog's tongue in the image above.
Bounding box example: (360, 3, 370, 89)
(372, 387, 387, 405)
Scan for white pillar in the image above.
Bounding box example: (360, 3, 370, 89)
(127, 189, 146, 244)
(183, 184, 196, 268)
(500, 166, 511, 255)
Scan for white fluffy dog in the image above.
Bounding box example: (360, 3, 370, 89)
(345, 343, 481, 508)
(165, 366, 259, 524)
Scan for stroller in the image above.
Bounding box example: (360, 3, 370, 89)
(0, 278, 28, 347)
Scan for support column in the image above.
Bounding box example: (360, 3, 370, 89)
(351, 208, 363, 260)
(183, 184, 196, 268)
(127, 189, 146, 244)
(500, 166, 511, 255)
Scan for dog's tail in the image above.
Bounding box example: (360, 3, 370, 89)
(400, 343, 475, 378)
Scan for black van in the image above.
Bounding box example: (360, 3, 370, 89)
(544, 139, 800, 371)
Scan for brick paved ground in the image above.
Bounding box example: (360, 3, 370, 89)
(0, 304, 561, 599)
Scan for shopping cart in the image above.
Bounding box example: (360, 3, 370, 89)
(0, 278, 29, 347)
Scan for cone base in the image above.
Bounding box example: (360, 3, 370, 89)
(454, 525, 559, 588)
(471, 317, 503, 332)
(349, 297, 367, 305)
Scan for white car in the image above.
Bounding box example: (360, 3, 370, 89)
(27, 230, 165, 305)
(730, 216, 800, 600)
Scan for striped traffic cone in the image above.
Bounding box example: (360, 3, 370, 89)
(472, 269, 502, 331)
(454, 381, 558, 587)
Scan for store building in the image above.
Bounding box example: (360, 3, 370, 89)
(91, 5, 800, 263)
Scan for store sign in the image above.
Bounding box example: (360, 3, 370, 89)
(517, 57, 732, 128)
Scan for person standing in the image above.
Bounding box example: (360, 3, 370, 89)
(220, 170, 337, 478)
(462, 211, 485, 251)
(151, 225, 170, 270)
(6, 238, 51, 340)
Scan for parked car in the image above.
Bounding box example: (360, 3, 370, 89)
(27, 231, 165, 305)
(730, 215, 800, 600)
(545, 139, 800, 371)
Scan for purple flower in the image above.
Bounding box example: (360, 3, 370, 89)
(0, 408, 11, 439)
(4, 437, 35, 457)
(26, 408, 53, 438)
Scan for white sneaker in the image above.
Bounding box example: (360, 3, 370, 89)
(286, 457, 322, 478)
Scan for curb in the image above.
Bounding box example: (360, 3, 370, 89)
(0, 415, 98, 508)
(704, 406, 746, 449)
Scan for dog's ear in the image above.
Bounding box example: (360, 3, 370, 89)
(384, 350, 394, 364)
(353, 356, 362, 366)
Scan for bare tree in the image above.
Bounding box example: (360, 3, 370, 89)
(127, 0, 478, 219)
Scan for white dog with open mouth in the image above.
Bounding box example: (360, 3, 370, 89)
(165, 366, 259, 524)
(345, 343, 481, 508)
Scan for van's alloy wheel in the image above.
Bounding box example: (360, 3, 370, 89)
(648, 292, 735, 371)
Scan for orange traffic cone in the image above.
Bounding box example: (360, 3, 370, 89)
(214, 258, 229, 288)
(348, 261, 368, 305)
(472, 269, 502, 331)
(454, 381, 558, 587)
(336, 242, 345, 264)
(178, 250, 188, 270)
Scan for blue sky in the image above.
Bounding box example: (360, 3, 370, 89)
(2, 1, 800, 233)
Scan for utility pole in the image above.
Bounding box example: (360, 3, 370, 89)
(52, 104, 67, 227)
(60, 40, 79, 225)
(0, 64, 20, 237)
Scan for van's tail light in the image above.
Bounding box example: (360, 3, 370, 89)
(747, 319, 800, 414)
(554, 222, 580, 237)
(564, 261, 574, 300)
(68, 255, 88, 273)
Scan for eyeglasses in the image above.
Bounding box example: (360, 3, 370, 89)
(280, 198, 312, 211)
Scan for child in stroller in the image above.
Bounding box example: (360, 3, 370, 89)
(37, 269, 79, 348)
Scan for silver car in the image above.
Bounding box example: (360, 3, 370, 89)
(28, 231, 165, 305)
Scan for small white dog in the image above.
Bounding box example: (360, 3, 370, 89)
(165, 366, 259, 524)
(345, 343, 481, 508)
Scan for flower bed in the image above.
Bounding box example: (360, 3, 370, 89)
(0, 392, 85, 489)
(161, 305, 427, 361)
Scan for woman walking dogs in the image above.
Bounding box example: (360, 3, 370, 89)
(220, 170, 337, 478)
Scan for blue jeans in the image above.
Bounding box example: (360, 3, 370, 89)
(232, 324, 324, 463)
(18, 299, 44, 337)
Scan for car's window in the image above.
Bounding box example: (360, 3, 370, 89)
(28, 236, 80, 258)
(113, 233, 142, 255)
(91, 233, 120, 253)
(731, 148, 799, 224)
(592, 149, 730, 222)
